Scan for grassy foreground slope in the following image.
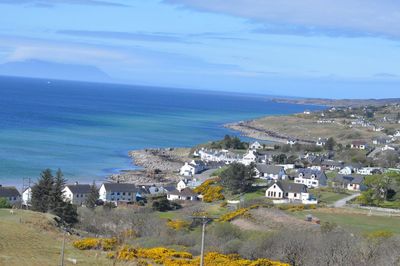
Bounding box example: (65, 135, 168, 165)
(0, 209, 110, 266)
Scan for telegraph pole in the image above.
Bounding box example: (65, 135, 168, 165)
(60, 228, 66, 266)
(191, 216, 213, 266)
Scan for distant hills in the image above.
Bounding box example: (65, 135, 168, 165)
(0, 60, 111, 83)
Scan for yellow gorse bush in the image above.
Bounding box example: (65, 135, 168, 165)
(277, 204, 316, 212)
(108, 246, 287, 266)
(72, 238, 117, 251)
(167, 219, 191, 230)
(194, 178, 225, 203)
(218, 205, 259, 222)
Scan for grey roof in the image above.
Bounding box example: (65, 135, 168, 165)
(298, 169, 327, 180)
(102, 183, 141, 193)
(333, 175, 364, 185)
(256, 164, 283, 175)
(268, 181, 308, 193)
(0, 186, 21, 198)
(168, 188, 198, 197)
(163, 186, 177, 192)
(322, 160, 343, 167)
(65, 184, 91, 194)
(352, 140, 368, 146)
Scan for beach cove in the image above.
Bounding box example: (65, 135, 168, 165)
(0, 76, 321, 186)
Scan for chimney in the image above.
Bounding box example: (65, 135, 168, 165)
(75, 181, 79, 185)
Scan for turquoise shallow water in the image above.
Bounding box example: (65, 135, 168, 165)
(0, 76, 321, 185)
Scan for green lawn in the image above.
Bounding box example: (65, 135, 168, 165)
(317, 191, 351, 204)
(378, 201, 400, 209)
(290, 209, 400, 234)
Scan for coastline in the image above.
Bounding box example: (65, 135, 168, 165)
(108, 147, 193, 185)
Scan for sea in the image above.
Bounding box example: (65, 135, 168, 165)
(0, 76, 321, 186)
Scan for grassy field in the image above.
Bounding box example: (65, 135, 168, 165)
(312, 190, 352, 205)
(289, 208, 400, 234)
(0, 209, 111, 266)
(230, 114, 384, 144)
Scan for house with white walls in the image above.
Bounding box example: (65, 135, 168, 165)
(250, 141, 262, 150)
(241, 150, 258, 165)
(180, 160, 207, 176)
(331, 175, 365, 191)
(99, 183, 143, 203)
(62, 183, 91, 206)
(265, 181, 317, 204)
(22, 187, 32, 206)
(254, 164, 286, 180)
(294, 169, 327, 188)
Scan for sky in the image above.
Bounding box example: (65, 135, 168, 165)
(0, 0, 399, 99)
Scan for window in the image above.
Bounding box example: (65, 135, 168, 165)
(294, 193, 297, 197)
(122, 192, 125, 196)
(111, 192, 114, 195)
(117, 192, 120, 195)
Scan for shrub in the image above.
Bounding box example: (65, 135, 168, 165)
(152, 197, 181, 212)
(72, 238, 117, 251)
(0, 198, 11, 208)
(194, 178, 225, 203)
(108, 246, 287, 266)
(167, 219, 191, 231)
(217, 205, 259, 222)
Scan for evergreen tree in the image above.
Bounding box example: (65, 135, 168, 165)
(31, 169, 54, 212)
(86, 181, 99, 210)
(325, 137, 336, 151)
(220, 162, 254, 194)
(50, 168, 66, 211)
(31, 168, 78, 226)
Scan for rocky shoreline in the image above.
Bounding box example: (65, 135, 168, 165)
(225, 121, 315, 144)
(225, 121, 289, 143)
(108, 147, 193, 185)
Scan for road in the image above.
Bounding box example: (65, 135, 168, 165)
(332, 193, 361, 208)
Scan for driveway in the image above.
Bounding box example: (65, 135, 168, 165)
(332, 193, 360, 208)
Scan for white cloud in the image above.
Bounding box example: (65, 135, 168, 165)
(165, 0, 400, 38)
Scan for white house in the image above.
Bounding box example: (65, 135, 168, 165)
(394, 131, 400, 137)
(180, 160, 206, 176)
(382, 145, 395, 152)
(99, 183, 143, 203)
(62, 183, 91, 206)
(167, 188, 198, 201)
(265, 181, 316, 204)
(254, 164, 286, 180)
(250, 141, 262, 150)
(316, 138, 327, 147)
(241, 150, 258, 165)
(294, 169, 328, 188)
(339, 166, 353, 175)
(357, 167, 382, 176)
(332, 175, 364, 191)
(287, 139, 297, 145)
(351, 141, 368, 150)
(22, 187, 32, 206)
(0, 186, 21, 205)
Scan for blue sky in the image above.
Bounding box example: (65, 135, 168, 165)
(0, 0, 399, 98)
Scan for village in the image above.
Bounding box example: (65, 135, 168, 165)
(1, 105, 400, 266)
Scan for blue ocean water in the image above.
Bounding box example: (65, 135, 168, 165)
(0, 76, 321, 185)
